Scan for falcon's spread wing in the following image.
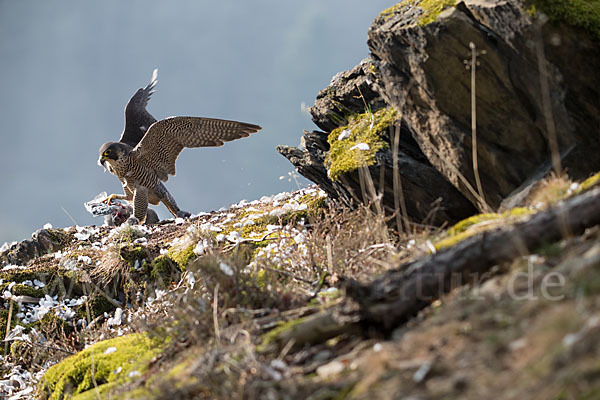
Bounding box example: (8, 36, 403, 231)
(134, 116, 262, 181)
(119, 69, 158, 147)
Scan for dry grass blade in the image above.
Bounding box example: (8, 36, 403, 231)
(534, 19, 562, 175)
(469, 42, 487, 209)
(4, 300, 13, 354)
(428, 142, 492, 212)
(392, 124, 409, 236)
(213, 283, 221, 345)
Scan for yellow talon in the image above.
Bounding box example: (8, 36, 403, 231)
(102, 194, 118, 204)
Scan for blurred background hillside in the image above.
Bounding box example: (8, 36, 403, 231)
(0, 0, 395, 244)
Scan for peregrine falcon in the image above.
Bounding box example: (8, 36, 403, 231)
(98, 69, 261, 224)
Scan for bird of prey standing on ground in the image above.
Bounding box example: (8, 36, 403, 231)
(98, 69, 262, 224)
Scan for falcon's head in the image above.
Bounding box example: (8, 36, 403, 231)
(98, 142, 131, 170)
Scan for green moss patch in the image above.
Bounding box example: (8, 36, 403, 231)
(578, 171, 600, 192)
(1, 283, 45, 299)
(530, 0, 600, 40)
(434, 207, 532, 250)
(84, 294, 116, 319)
(257, 316, 310, 353)
(379, 0, 457, 25)
(148, 254, 180, 282)
(167, 244, 196, 271)
(119, 245, 149, 268)
(40, 333, 166, 400)
(326, 107, 398, 181)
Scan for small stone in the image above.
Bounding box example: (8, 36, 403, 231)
(316, 360, 345, 379)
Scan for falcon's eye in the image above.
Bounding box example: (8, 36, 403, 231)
(104, 150, 110, 156)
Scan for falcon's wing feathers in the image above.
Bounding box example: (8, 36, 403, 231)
(134, 116, 261, 181)
(119, 69, 159, 147)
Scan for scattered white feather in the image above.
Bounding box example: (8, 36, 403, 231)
(219, 262, 234, 276)
(74, 231, 90, 241)
(349, 143, 370, 151)
(193, 239, 209, 255)
(186, 272, 196, 289)
(77, 255, 92, 265)
(2, 264, 27, 271)
(226, 231, 241, 243)
(337, 129, 351, 140)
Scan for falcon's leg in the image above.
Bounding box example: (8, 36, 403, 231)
(153, 182, 191, 219)
(129, 187, 149, 224)
(101, 193, 127, 204)
(102, 183, 133, 205)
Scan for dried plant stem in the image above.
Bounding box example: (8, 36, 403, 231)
(392, 124, 409, 235)
(428, 143, 491, 212)
(213, 283, 221, 345)
(534, 21, 562, 175)
(359, 166, 383, 215)
(4, 300, 13, 354)
(264, 267, 313, 284)
(326, 234, 334, 271)
(470, 42, 486, 210)
(90, 351, 100, 398)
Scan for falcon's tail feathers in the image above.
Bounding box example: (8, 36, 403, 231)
(144, 69, 158, 97)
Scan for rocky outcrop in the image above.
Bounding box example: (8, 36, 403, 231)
(1, 228, 68, 266)
(278, 60, 478, 226)
(279, 0, 600, 225)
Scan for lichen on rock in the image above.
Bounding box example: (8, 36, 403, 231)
(379, 0, 458, 25)
(325, 107, 397, 181)
(530, 0, 600, 40)
(40, 333, 166, 400)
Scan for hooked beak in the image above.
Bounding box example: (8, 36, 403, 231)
(98, 156, 107, 170)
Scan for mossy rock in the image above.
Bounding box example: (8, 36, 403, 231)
(119, 245, 150, 269)
(578, 171, 600, 192)
(0, 282, 45, 299)
(45, 228, 69, 245)
(111, 226, 146, 243)
(257, 316, 311, 353)
(79, 293, 117, 319)
(434, 207, 532, 250)
(0, 267, 86, 300)
(530, 0, 600, 40)
(40, 333, 166, 400)
(148, 254, 181, 282)
(379, 0, 457, 25)
(38, 311, 75, 336)
(281, 193, 327, 225)
(326, 107, 398, 181)
(167, 244, 196, 271)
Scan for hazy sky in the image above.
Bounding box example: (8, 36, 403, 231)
(0, 0, 395, 244)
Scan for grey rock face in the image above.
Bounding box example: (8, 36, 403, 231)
(310, 59, 387, 133)
(367, 0, 600, 209)
(2, 229, 68, 266)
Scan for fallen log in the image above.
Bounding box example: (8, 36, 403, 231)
(260, 187, 600, 350)
(356, 186, 600, 331)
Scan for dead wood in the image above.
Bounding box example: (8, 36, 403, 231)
(262, 187, 600, 350)
(354, 187, 600, 330)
